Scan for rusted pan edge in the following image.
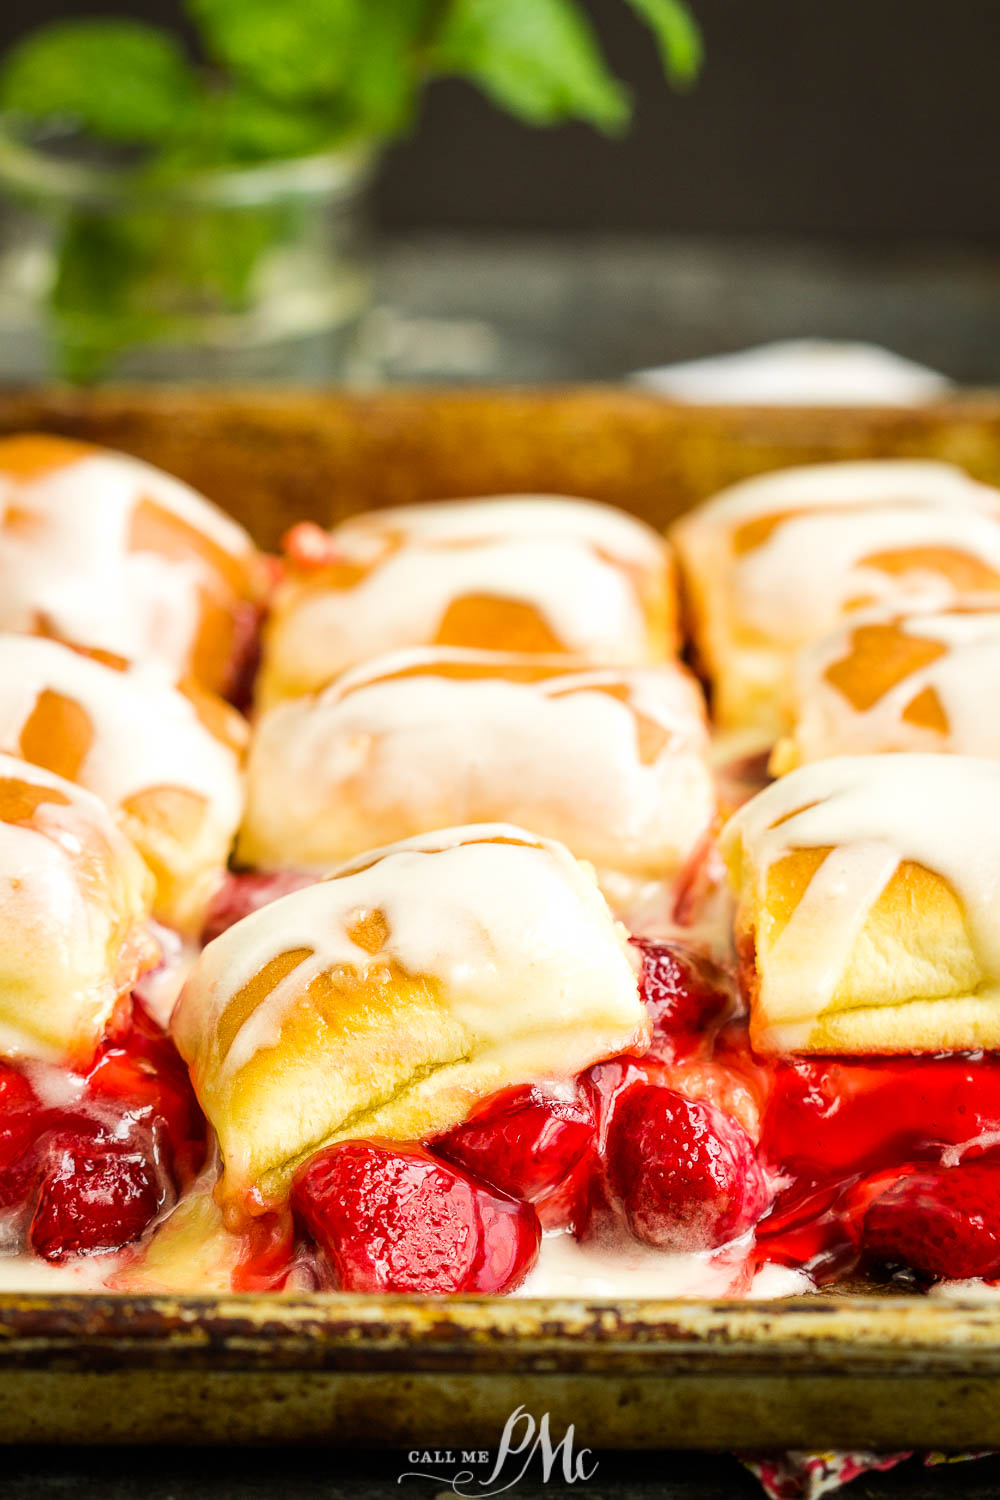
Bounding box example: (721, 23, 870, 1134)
(0, 1294, 999, 1375)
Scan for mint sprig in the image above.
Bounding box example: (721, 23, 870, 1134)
(0, 0, 702, 380)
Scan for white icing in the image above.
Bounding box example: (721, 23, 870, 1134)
(240, 647, 713, 884)
(517, 1229, 755, 1298)
(682, 460, 1000, 647)
(335, 494, 667, 566)
(721, 753, 1000, 1047)
(174, 823, 644, 1087)
(0, 633, 244, 825)
(786, 601, 1000, 762)
(0, 1252, 125, 1292)
(266, 496, 671, 694)
(0, 445, 253, 676)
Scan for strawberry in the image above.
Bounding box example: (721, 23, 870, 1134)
(632, 940, 735, 1061)
(0, 1064, 47, 1211)
(602, 1084, 769, 1252)
(84, 1002, 206, 1184)
(862, 1163, 1000, 1281)
(292, 1139, 540, 1294)
(201, 869, 318, 944)
(30, 1131, 169, 1261)
(432, 1085, 595, 1227)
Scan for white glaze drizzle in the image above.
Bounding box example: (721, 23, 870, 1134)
(721, 753, 1000, 1045)
(0, 444, 254, 675)
(679, 460, 1000, 647)
(783, 600, 1000, 762)
(0, 752, 154, 1061)
(174, 823, 645, 1087)
(266, 495, 672, 693)
(240, 646, 713, 882)
(0, 633, 244, 825)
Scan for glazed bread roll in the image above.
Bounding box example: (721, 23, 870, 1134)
(0, 634, 246, 932)
(0, 753, 157, 1064)
(722, 754, 1000, 1055)
(172, 825, 650, 1217)
(237, 647, 715, 901)
(773, 600, 1000, 773)
(0, 434, 263, 695)
(258, 495, 676, 704)
(672, 460, 1000, 743)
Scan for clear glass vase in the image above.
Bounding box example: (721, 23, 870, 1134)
(0, 121, 375, 384)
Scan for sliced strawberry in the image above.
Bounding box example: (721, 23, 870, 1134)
(862, 1163, 1000, 1281)
(632, 940, 736, 1061)
(201, 869, 318, 944)
(601, 1084, 770, 1252)
(292, 1139, 540, 1294)
(29, 1132, 169, 1261)
(432, 1085, 594, 1227)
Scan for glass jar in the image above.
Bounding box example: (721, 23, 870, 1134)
(0, 120, 375, 384)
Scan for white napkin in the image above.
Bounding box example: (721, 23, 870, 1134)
(634, 338, 953, 406)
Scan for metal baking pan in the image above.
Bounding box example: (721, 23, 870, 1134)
(2, 384, 1000, 1449)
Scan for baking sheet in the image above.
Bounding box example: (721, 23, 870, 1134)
(1, 385, 1000, 1447)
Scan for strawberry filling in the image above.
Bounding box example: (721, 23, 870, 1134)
(755, 1053, 1000, 1284)
(0, 1001, 205, 1262)
(2, 932, 997, 1292)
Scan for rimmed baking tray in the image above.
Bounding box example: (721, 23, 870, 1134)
(2, 384, 1000, 1449)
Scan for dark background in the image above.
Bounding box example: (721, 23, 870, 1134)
(0, 0, 997, 242)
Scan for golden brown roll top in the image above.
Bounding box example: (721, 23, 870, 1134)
(0, 753, 157, 1064)
(0, 634, 247, 932)
(172, 824, 650, 1218)
(237, 647, 715, 908)
(0, 434, 264, 695)
(258, 495, 677, 704)
(721, 754, 1000, 1055)
(772, 600, 1000, 772)
(672, 460, 1000, 744)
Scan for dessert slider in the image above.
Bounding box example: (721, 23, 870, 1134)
(237, 647, 715, 909)
(0, 434, 264, 696)
(0, 752, 157, 1064)
(722, 753, 1000, 1055)
(672, 460, 1000, 743)
(172, 824, 650, 1217)
(772, 600, 1000, 772)
(0, 634, 246, 932)
(258, 495, 676, 704)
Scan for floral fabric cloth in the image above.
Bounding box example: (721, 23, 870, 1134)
(740, 1448, 992, 1499)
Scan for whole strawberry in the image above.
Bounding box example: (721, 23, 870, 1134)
(292, 1139, 540, 1294)
(604, 1084, 769, 1252)
(863, 1164, 1000, 1282)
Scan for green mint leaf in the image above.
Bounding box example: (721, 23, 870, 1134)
(161, 89, 347, 167)
(0, 20, 198, 145)
(432, 0, 630, 133)
(623, 0, 702, 87)
(185, 0, 365, 107)
(340, 0, 433, 137)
